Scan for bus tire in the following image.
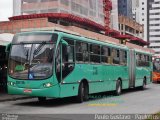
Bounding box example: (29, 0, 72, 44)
(83, 84, 89, 101)
(77, 82, 85, 103)
(38, 97, 46, 102)
(140, 78, 147, 90)
(115, 80, 122, 96)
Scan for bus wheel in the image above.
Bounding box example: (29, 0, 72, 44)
(115, 80, 122, 96)
(38, 97, 46, 102)
(77, 82, 85, 103)
(140, 79, 146, 90)
(83, 84, 89, 101)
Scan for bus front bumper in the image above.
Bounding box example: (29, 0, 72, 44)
(7, 84, 60, 98)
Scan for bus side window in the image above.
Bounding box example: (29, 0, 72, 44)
(108, 47, 112, 64)
(55, 45, 61, 81)
(144, 55, 150, 67)
(90, 44, 100, 63)
(62, 38, 75, 79)
(76, 42, 89, 62)
(101, 46, 109, 64)
(124, 51, 127, 65)
(67, 46, 74, 62)
(113, 49, 120, 64)
(148, 56, 150, 66)
(120, 50, 126, 65)
(136, 53, 140, 66)
(63, 38, 75, 63)
(76, 41, 83, 62)
(82, 43, 89, 62)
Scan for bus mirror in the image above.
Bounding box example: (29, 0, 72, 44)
(61, 40, 68, 46)
(5, 43, 11, 59)
(5, 43, 11, 53)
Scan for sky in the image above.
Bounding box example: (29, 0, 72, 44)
(0, 0, 13, 21)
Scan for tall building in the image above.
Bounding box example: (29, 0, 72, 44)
(117, 0, 149, 46)
(149, 0, 160, 56)
(118, 0, 132, 19)
(132, 0, 148, 42)
(132, 0, 139, 21)
(110, 0, 119, 30)
(13, 0, 21, 16)
(13, 0, 104, 25)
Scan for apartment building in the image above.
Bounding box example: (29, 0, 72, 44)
(132, 0, 148, 42)
(149, 0, 160, 55)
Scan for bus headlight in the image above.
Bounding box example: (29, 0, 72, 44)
(8, 81, 16, 86)
(43, 83, 53, 88)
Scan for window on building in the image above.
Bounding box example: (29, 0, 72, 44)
(60, 0, 69, 6)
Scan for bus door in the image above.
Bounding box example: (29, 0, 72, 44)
(55, 39, 75, 83)
(61, 43, 75, 80)
(129, 49, 136, 88)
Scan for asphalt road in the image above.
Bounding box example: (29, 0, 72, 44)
(0, 83, 160, 120)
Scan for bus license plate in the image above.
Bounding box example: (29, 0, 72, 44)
(24, 89, 32, 93)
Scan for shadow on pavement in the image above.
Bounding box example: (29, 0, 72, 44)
(14, 86, 151, 107)
(14, 97, 79, 107)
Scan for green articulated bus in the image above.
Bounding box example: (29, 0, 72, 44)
(7, 31, 153, 103)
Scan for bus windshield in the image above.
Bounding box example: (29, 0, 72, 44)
(8, 33, 57, 80)
(153, 58, 160, 72)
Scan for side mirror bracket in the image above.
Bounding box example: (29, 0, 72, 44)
(61, 39, 68, 46)
(5, 43, 11, 53)
(5, 43, 11, 59)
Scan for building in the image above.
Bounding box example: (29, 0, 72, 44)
(117, 0, 148, 46)
(13, 0, 21, 16)
(149, 0, 160, 56)
(118, 15, 147, 46)
(132, 0, 148, 42)
(13, 0, 120, 32)
(110, 0, 119, 31)
(118, 0, 148, 42)
(132, 0, 139, 21)
(7, 0, 147, 47)
(119, 15, 144, 37)
(13, 0, 105, 25)
(118, 0, 132, 19)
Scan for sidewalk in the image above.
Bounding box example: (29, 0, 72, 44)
(0, 93, 32, 102)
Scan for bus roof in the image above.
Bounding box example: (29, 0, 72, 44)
(55, 31, 129, 50)
(18, 25, 154, 54)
